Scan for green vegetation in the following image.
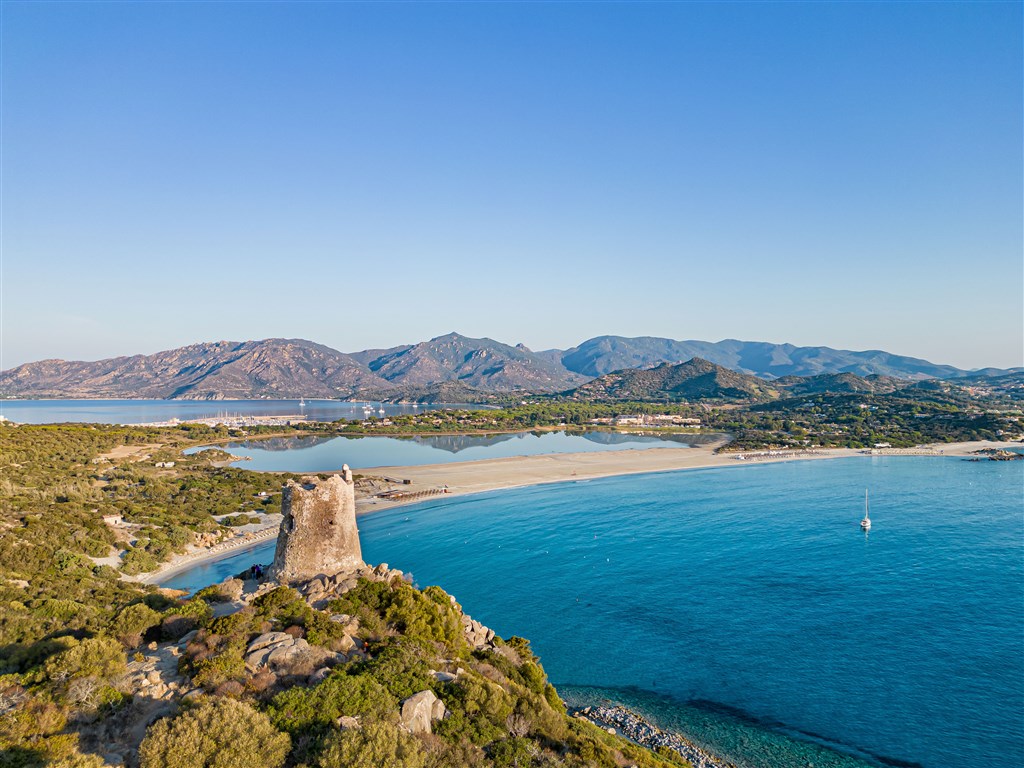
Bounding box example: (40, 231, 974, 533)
(0, 420, 689, 764)
(0, 422, 289, 646)
(138, 697, 291, 768)
(0, 383, 1017, 766)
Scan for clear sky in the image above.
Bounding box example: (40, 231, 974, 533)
(2, 1, 1021, 370)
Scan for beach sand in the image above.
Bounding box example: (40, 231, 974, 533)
(139, 438, 1021, 585)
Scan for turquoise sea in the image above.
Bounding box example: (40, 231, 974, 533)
(163, 456, 1024, 768)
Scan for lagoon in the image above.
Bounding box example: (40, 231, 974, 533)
(196, 430, 715, 471)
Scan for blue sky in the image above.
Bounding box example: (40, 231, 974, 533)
(2, 1, 1020, 370)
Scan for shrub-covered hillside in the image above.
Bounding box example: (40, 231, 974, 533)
(3, 567, 691, 768)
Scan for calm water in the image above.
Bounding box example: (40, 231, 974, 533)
(194, 430, 712, 471)
(163, 457, 1024, 768)
(0, 398, 475, 425)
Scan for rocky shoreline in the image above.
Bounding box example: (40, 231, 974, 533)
(574, 703, 738, 768)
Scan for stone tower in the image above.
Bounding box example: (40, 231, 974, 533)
(267, 465, 362, 583)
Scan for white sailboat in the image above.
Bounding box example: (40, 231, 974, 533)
(860, 489, 871, 530)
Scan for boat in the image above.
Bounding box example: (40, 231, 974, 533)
(860, 489, 871, 530)
(299, 397, 306, 408)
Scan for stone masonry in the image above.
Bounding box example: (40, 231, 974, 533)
(267, 465, 363, 583)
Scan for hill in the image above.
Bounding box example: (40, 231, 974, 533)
(360, 332, 585, 392)
(561, 357, 781, 402)
(555, 335, 1009, 380)
(0, 423, 691, 768)
(0, 339, 391, 400)
(774, 372, 906, 396)
(0, 334, 584, 400)
(2, 332, 1018, 401)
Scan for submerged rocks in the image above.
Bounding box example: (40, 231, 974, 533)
(400, 690, 447, 734)
(579, 704, 735, 768)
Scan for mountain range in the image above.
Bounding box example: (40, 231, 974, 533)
(1, 333, 1018, 401)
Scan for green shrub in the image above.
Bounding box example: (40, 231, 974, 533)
(434, 674, 513, 746)
(138, 697, 290, 768)
(489, 736, 535, 768)
(111, 603, 162, 643)
(316, 721, 426, 768)
(44, 636, 125, 683)
(329, 580, 463, 653)
(167, 597, 212, 622)
(268, 671, 396, 737)
(253, 586, 302, 615)
(356, 642, 434, 701)
(188, 640, 246, 691)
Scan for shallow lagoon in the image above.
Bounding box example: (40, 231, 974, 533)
(192, 430, 715, 471)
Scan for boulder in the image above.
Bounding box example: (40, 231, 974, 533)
(336, 715, 360, 731)
(309, 667, 332, 684)
(219, 578, 244, 601)
(247, 631, 293, 654)
(461, 615, 496, 649)
(400, 690, 447, 735)
(245, 631, 340, 673)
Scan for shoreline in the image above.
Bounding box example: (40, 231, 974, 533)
(138, 438, 1021, 586)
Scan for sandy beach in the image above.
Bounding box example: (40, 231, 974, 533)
(140, 438, 1021, 585)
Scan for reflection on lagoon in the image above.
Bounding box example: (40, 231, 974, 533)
(187, 430, 721, 472)
(0, 399, 483, 425)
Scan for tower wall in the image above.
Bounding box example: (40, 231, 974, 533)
(268, 466, 362, 583)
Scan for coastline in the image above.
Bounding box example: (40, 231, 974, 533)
(137, 438, 1021, 586)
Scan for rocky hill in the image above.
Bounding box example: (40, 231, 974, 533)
(360, 332, 585, 392)
(553, 335, 1009, 380)
(0, 334, 583, 400)
(561, 358, 782, 403)
(0, 339, 391, 400)
(2, 332, 1017, 400)
(774, 372, 906, 396)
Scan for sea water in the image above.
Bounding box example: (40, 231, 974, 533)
(163, 456, 1024, 768)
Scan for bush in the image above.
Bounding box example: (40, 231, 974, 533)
(356, 642, 435, 701)
(110, 603, 162, 644)
(253, 586, 302, 615)
(328, 580, 463, 653)
(138, 697, 290, 768)
(489, 736, 535, 768)
(268, 671, 396, 737)
(316, 721, 426, 768)
(434, 674, 513, 746)
(44, 636, 125, 683)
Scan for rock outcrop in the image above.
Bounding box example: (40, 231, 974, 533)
(400, 690, 447, 734)
(267, 467, 362, 584)
(461, 615, 496, 649)
(243, 631, 340, 674)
